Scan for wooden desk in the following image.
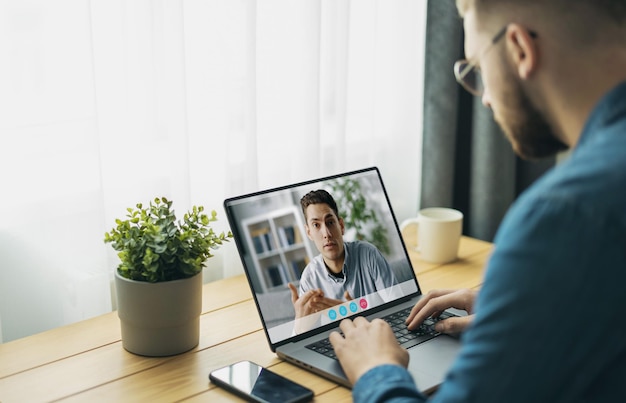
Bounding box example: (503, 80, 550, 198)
(0, 236, 492, 402)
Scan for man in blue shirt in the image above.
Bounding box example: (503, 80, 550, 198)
(329, 0, 626, 401)
(288, 190, 398, 333)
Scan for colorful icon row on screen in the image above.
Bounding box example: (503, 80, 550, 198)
(327, 298, 368, 321)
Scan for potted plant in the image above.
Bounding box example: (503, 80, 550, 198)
(104, 197, 232, 356)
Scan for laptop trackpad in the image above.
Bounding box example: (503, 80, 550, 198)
(407, 336, 460, 393)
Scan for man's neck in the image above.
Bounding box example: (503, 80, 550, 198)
(326, 264, 345, 279)
(323, 250, 345, 275)
(538, 46, 626, 148)
(324, 259, 344, 274)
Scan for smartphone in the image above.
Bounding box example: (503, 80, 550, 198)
(209, 360, 314, 403)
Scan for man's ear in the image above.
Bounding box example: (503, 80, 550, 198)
(305, 224, 313, 240)
(505, 24, 538, 80)
(339, 217, 345, 235)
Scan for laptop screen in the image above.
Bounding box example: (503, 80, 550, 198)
(224, 167, 420, 347)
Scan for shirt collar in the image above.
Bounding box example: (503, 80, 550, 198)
(325, 242, 349, 282)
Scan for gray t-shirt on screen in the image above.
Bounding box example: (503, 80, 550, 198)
(297, 240, 398, 301)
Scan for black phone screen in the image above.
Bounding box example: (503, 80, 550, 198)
(209, 360, 314, 403)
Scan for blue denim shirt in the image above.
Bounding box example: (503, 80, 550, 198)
(352, 82, 626, 402)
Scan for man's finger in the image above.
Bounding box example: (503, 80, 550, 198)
(406, 289, 455, 324)
(406, 300, 443, 330)
(300, 290, 320, 305)
(338, 318, 357, 333)
(434, 316, 473, 334)
(344, 291, 353, 301)
(316, 296, 343, 309)
(406, 291, 461, 330)
(352, 316, 371, 327)
(329, 330, 344, 344)
(288, 283, 298, 303)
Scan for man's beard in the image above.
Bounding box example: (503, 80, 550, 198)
(495, 76, 568, 160)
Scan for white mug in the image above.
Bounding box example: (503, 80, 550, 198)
(400, 207, 463, 264)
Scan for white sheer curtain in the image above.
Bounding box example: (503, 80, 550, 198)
(0, 0, 426, 342)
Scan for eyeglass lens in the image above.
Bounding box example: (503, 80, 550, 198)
(458, 62, 484, 95)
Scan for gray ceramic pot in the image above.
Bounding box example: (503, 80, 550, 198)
(115, 271, 202, 356)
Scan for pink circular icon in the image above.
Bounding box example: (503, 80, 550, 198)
(359, 298, 368, 309)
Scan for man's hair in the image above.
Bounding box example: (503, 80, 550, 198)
(300, 190, 339, 221)
(458, 0, 626, 25)
(457, 0, 626, 47)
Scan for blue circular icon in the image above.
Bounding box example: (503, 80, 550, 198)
(349, 302, 358, 313)
(339, 305, 348, 316)
(328, 310, 337, 320)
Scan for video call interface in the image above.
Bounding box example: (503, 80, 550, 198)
(225, 169, 419, 344)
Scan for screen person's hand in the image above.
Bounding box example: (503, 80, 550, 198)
(309, 290, 353, 311)
(288, 283, 325, 318)
(405, 288, 476, 334)
(330, 316, 409, 385)
(288, 284, 353, 317)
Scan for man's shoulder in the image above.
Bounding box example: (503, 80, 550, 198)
(345, 240, 376, 251)
(306, 253, 325, 268)
(550, 102, 626, 205)
(502, 134, 626, 240)
(301, 254, 325, 276)
(494, 138, 626, 266)
(345, 240, 382, 261)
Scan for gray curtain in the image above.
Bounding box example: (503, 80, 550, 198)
(420, 0, 555, 242)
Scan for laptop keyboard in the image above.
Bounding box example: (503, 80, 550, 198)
(305, 307, 456, 360)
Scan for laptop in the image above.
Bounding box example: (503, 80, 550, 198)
(223, 167, 462, 393)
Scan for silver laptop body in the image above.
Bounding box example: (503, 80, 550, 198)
(223, 167, 461, 393)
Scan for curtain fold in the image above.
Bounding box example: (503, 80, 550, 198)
(420, 0, 555, 242)
(0, 0, 427, 342)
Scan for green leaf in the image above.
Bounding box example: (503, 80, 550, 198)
(105, 197, 234, 282)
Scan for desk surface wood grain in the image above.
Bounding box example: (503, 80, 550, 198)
(0, 236, 492, 402)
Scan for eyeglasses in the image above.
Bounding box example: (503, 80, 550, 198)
(454, 25, 538, 97)
(453, 25, 508, 97)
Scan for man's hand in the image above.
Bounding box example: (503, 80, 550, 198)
(288, 284, 353, 318)
(329, 317, 409, 385)
(288, 283, 324, 319)
(310, 291, 353, 311)
(405, 288, 476, 334)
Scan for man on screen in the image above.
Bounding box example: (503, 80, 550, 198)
(288, 189, 398, 330)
